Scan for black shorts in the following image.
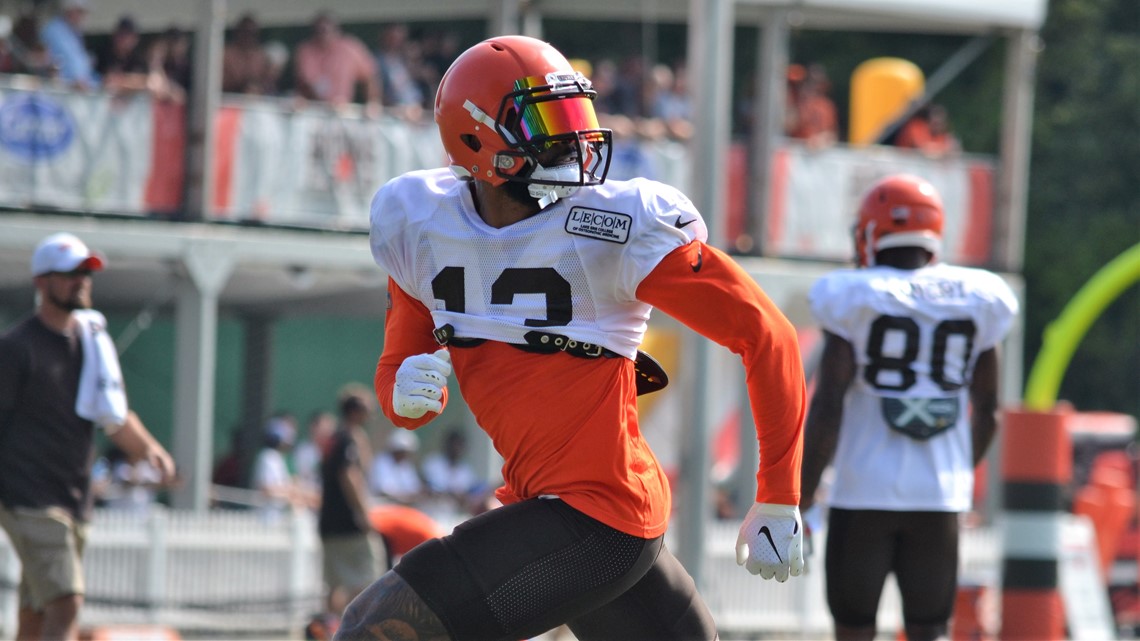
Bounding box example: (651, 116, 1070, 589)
(395, 497, 717, 641)
(824, 508, 959, 628)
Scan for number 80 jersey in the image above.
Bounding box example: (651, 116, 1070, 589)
(808, 263, 1018, 511)
(369, 168, 706, 360)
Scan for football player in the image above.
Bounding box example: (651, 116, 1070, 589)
(799, 174, 1019, 641)
(335, 35, 807, 641)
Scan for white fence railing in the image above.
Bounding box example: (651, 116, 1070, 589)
(0, 507, 322, 638)
(0, 507, 1000, 640)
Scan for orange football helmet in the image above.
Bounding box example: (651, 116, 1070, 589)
(854, 174, 944, 266)
(434, 36, 612, 206)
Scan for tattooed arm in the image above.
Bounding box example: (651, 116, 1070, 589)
(334, 572, 451, 641)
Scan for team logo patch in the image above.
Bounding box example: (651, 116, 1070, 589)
(565, 207, 631, 244)
(881, 396, 960, 440)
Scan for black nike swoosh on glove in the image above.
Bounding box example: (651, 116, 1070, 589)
(757, 526, 783, 563)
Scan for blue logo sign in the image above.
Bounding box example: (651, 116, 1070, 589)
(0, 94, 76, 161)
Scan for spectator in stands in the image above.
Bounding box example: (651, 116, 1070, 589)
(370, 428, 426, 506)
(374, 23, 425, 121)
(607, 53, 649, 119)
(0, 15, 31, 74)
(416, 27, 459, 106)
(293, 11, 380, 115)
(262, 40, 289, 97)
(252, 413, 313, 523)
(150, 26, 191, 100)
(783, 63, 806, 136)
(211, 428, 246, 489)
(93, 443, 175, 514)
(95, 15, 149, 93)
(39, 0, 99, 90)
(294, 409, 336, 495)
(11, 13, 54, 77)
(788, 62, 838, 148)
(648, 61, 693, 141)
(319, 387, 385, 626)
(221, 13, 274, 95)
(894, 103, 961, 157)
(579, 57, 642, 140)
(421, 428, 483, 516)
(0, 232, 176, 641)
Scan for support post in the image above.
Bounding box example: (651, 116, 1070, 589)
(994, 29, 1040, 272)
(746, 9, 789, 256)
(184, 0, 224, 221)
(676, 0, 734, 587)
(171, 244, 233, 511)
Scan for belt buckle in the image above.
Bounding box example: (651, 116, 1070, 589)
(433, 324, 454, 346)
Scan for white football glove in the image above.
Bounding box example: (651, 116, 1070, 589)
(392, 349, 452, 419)
(735, 502, 805, 581)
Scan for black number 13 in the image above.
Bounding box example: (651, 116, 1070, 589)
(431, 266, 572, 327)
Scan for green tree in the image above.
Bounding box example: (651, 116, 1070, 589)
(1025, 0, 1140, 416)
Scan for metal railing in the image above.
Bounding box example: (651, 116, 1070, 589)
(0, 507, 322, 639)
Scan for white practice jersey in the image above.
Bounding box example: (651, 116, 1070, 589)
(809, 263, 1018, 511)
(369, 168, 707, 359)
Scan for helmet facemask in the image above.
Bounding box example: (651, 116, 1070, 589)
(491, 71, 612, 208)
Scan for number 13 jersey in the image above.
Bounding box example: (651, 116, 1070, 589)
(808, 264, 1018, 511)
(370, 168, 706, 359)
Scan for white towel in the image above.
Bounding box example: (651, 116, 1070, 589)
(74, 309, 128, 432)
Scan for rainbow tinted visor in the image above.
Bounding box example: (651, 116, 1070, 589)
(494, 72, 612, 185)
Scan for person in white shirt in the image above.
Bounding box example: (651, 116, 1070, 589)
(293, 410, 336, 497)
(252, 415, 309, 523)
(799, 174, 1019, 641)
(95, 444, 167, 515)
(420, 428, 483, 515)
(370, 428, 425, 506)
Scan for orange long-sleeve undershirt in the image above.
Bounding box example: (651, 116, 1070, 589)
(635, 241, 806, 505)
(374, 240, 806, 511)
(374, 279, 449, 430)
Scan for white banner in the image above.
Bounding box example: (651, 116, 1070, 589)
(0, 85, 155, 214)
(767, 143, 995, 265)
(216, 104, 693, 230)
(215, 103, 446, 228)
(0, 84, 995, 266)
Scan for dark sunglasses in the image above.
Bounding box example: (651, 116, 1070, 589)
(48, 269, 95, 278)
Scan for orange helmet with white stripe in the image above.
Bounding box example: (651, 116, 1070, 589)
(434, 36, 612, 207)
(854, 174, 944, 267)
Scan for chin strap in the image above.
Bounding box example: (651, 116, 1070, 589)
(528, 162, 580, 208)
(535, 193, 557, 209)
